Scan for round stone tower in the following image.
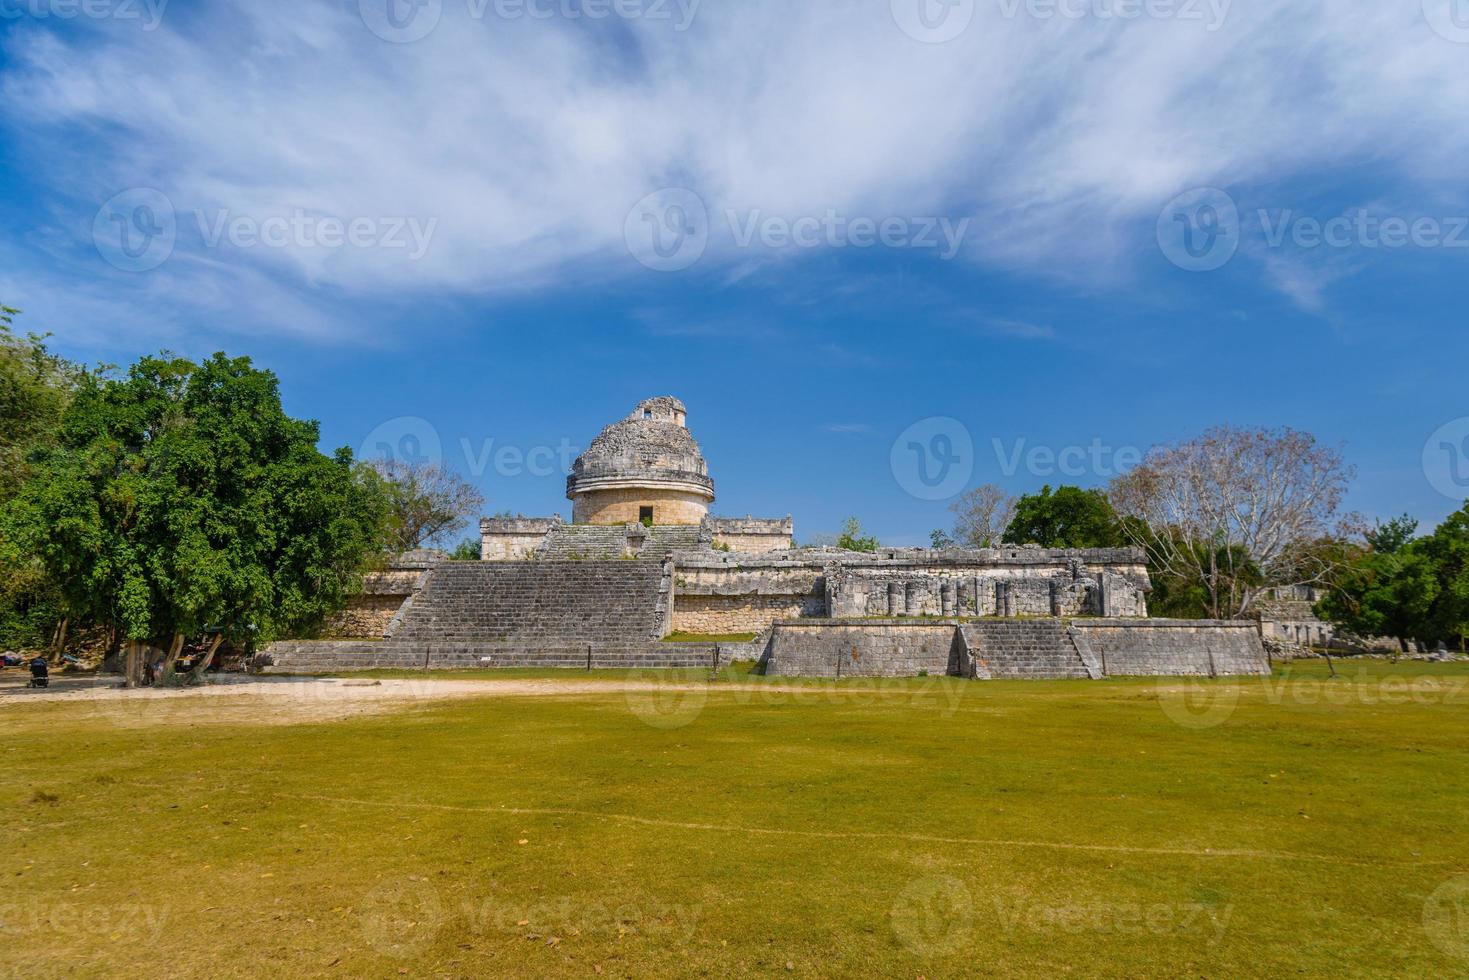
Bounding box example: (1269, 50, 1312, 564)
(567, 397, 715, 526)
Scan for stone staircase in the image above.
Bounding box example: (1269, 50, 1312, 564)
(536, 524, 707, 561)
(255, 640, 722, 673)
(391, 561, 667, 646)
(960, 620, 1093, 680)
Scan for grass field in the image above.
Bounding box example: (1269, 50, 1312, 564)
(4, 660, 1469, 977)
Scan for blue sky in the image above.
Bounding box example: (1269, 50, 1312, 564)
(2, 0, 1467, 546)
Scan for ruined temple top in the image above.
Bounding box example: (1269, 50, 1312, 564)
(567, 397, 713, 495)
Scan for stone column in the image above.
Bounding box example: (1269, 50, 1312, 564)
(999, 581, 1016, 619)
(1049, 579, 1062, 617)
(888, 582, 904, 617)
(957, 579, 973, 617)
(905, 582, 920, 618)
(941, 580, 957, 617)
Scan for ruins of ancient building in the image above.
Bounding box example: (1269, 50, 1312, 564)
(261, 397, 1267, 678)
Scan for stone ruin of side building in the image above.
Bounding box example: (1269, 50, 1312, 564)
(264, 396, 1268, 679)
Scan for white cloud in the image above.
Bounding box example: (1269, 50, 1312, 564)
(3, 0, 1466, 339)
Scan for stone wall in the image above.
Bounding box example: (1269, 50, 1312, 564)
(759, 617, 1267, 680)
(704, 516, 794, 555)
(667, 546, 1151, 635)
(323, 595, 408, 639)
(762, 621, 961, 678)
(481, 516, 560, 561)
(672, 553, 826, 634)
(671, 594, 823, 635)
(321, 562, 432, 639)
(1072, 619, 1270, 677)
(825, 548, 1150, 620)
(572, 486, 711, 526)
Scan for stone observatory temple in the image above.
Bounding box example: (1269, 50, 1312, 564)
(259, 396, 1270, 680)
(566, 396, 713, 526)
(480, 397, 794, 561)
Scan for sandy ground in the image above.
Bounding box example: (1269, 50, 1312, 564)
(0, 669, 990, 728)
(0, 671, 730, 726)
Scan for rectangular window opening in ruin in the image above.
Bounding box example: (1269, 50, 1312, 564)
(640, 506, 654, 526)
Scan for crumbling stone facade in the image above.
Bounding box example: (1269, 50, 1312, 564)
(566, 396, 715, 526)
(265, 396, 1263, 680)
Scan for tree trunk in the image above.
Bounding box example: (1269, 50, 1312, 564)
(122, 640, 143, 689)
(187, 635, 225, 684)
(52, 618, 69, 656)
(160, 633, 185, 684)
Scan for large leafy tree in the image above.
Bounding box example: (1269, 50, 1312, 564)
(1416, 505, 1469, 649)
(0, 307, 89, 649)
(1002, 485, 1124, 549)
(1316, 539, 1436, 646)
(18, 352, 389, 683)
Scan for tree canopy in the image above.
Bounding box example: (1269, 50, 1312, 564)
(1002, 485, 1124, 549)
(16, 352, 389, 666)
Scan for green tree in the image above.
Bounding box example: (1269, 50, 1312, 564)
(1417, 504, 1469, 649)
(448, 538, 482, 561)
(18, 352, 389, 683)
(836, 517, 878, 553)
(0, 308, 90, 650)
(1366, 515, 1418, 556)
(1002, 486, 1124, 549)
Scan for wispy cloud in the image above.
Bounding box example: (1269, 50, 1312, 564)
(2, 0, 1466, 340)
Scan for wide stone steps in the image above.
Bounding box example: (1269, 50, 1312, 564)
(391, 561, 665, 646)
(961, 621, 1092, 680)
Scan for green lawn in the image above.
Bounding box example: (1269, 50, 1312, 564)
(4, 660, 1469, 977)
